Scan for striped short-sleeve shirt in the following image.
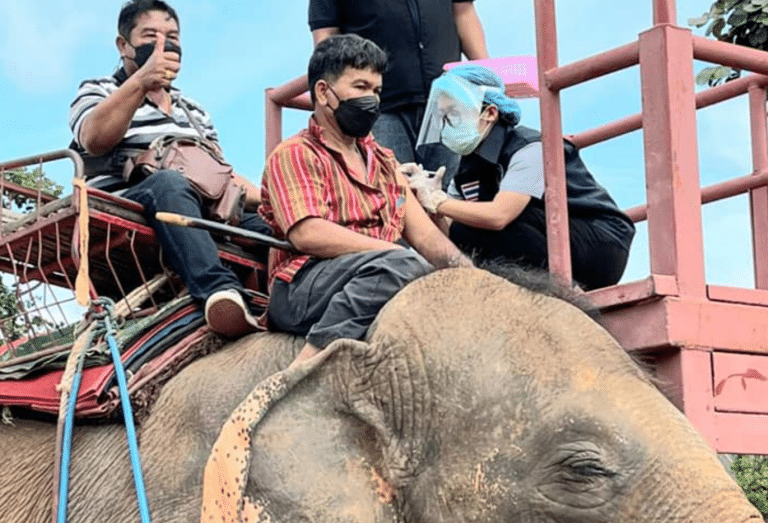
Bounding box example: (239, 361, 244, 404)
(259, 116, 408, 285)
(69, 67, 218, 192)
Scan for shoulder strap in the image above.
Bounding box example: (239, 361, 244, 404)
(177, 98, 228, 161)
(178, 98, 210, 144)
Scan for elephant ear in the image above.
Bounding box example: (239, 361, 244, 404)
(327, 336, 434, 489)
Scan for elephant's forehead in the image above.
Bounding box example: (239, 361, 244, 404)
(376, 269, 635, 381)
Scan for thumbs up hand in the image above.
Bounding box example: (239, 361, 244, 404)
(135, 32, 181, 92)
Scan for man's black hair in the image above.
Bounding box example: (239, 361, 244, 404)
(118, 0, 180, 39)
(307, 34, 388, 104)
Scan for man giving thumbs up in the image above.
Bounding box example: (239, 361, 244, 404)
(69, 0, 271, 338)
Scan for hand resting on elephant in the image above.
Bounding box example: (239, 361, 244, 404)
(0, 266, 760, 523)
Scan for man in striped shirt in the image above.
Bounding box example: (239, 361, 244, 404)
(69, 0, 269, 338)
(260, 34, 472, 366)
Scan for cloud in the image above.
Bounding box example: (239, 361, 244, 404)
(0, 1, 111, 94)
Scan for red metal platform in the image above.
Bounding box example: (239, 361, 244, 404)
(0, 150, 267, 356)
(534, 0, 768, 455)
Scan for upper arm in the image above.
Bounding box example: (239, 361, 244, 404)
(69, 81, 109, 148)
(499, 142, 545, 198)
(451, 1, 488, 61)
(312, 27, 341, 45)
(398, 172, 439, 245)
(452, 1, 479, 24)
(452, 1, 476, 15)
(263, 144, 328, 236)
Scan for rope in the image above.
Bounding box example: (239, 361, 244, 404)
(53, 320, 98, 523)
(53, 298, 152, 523)
(73, 178, 91, 307)
(56, 338, 89, 523)
(99, 297, 153, 523)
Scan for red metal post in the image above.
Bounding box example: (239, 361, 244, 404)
(653, 0, 676, 25)
(265, 75, 312, 157)
(534, 0, 572, 285)
(639, 25, 706, 298)
(654, 349, 717, 448)
(265, 88, 283, 158)
(748, 85, 768, 289)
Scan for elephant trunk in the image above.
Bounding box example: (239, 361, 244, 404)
(621, 485, 761, 522)
(603, 381, 763, 523)
(617, 449, 762, 522)
(688, 490, 763, 523)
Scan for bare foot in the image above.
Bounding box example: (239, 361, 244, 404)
(288, 342, 321, 369)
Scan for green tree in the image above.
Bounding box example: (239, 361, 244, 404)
(2, 165, 63, 212)
(688, 0, 768, 86)
(731, 455, 768, 518)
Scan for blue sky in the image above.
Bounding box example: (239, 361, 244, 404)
(0, 0, 757, 287)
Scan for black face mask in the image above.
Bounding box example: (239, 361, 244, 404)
(129, 39, 182, 68)
(328, 86, 380, 138)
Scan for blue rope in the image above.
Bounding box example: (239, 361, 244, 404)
(56, 355, 85, 523)
(100, 299, 152, 523)
(56, 299, 152, 523)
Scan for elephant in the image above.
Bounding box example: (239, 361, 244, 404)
(0, 267, 761, 522)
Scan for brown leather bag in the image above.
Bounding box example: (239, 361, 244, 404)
(123, 97, 246, 225)
(124, 135, 246, 225)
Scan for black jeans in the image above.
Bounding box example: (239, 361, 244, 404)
(122, 169, 271, 302)
(449, 204, 630, 290)
(267, 249, 432, 348)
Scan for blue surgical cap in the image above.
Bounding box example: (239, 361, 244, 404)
(446, 64, 522, 125)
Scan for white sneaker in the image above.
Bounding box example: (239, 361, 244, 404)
(204, 289, 260, 338)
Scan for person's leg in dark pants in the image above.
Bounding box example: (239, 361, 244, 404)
(449, 205, 549, 269)
(230, 211, 272, 264)
(372, 109, 417, 164)
(268, 249, 432, 363)
(450, 206, 631, 290)
(122, 170, 258, 337)
(568, 218, 630, 290)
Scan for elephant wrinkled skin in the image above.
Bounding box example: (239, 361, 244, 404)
(0, 268, 761, 522)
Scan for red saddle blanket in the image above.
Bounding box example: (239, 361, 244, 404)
(0, 300, 215, 419)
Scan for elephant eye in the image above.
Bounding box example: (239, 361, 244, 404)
(567, 460, 616, 480)
(537, 445, 622, 510)
(559, 452, 617, 483)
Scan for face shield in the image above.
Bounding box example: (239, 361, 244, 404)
(416, 74, 489, 157)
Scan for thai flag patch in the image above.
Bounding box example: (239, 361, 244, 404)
(460, 181, 480, 201)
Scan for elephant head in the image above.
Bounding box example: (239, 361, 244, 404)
(275, 268, 759, 523)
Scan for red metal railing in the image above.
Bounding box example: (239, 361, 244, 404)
(265, 76, 311, 157)
(534, 0, 768, 293)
